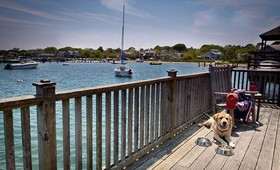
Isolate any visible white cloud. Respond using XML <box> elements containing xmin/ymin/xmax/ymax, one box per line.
<box><xmin>196</xmin><ymin>0</ymin><xmax>270</xmax><ymax>9</ymax></box>
<box><xmin>100</xmin><ymin>0</ymin><xmax>153</xmax><ymax>18</ymax></box>
<box><xmin>193</xmin><ymin>11</ymin><xmax>211</xmax><ymax>27</ymax></box>
<box><xmin>58</xmin><ymin>11</ymin><xmax>120</xmax><ymax>25</ymax></box>
<box><xmin>0</xmin><ymin>16</ymin><xmax>52</xmax><ymax>27</ymax></box>
<box><xmin>0</xmin><ymin>1</ymin><xmax>66</xmax><ymax>21</ymax></box>
<box><xmin>232</xmin><ymin>8</ymin><xmax>263</xmax><ymax>27</ymax></box>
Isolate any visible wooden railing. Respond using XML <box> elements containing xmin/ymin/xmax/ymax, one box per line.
<box><xmin>0</xmin><ymin>71</ymin><xmax>212</xmax><ymax>170</ymax></box>
<box><xmin>232</xmin><ymin>68</ymin><xmax>280</xmax><ymax>105</ymax></box>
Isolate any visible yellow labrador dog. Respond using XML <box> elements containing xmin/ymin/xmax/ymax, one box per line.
<box><xmin>201</xmin><ymin>112</ymin><xmax>235</xmax><ymax>148</ymax></box>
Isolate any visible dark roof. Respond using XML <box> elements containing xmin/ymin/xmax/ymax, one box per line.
<box><xmin>259</xmin><ymin>26</ymin><xmax>280</xmax><ymax>41</ymax></box>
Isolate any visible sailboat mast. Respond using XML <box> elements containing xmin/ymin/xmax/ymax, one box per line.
<box><xmin>121</xmin><ymin>4</ymin><xmax>125</xmax><ymax>64</ymax></box>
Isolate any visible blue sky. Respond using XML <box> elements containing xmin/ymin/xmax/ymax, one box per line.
<box><xmin>0</xmin><ymin>0</ymin><xmax>279</xmax><ymax>50</ymax></box>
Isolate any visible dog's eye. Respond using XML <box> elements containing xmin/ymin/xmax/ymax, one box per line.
<box><xmin>225</xmin><ymin>118</ymin><xmax>229</xmax><ymax>120</ymax></box>
<box><xmin>219</xmin><ymin>117</ymin><xmax>223</xmax><ymax>120</ymax></box>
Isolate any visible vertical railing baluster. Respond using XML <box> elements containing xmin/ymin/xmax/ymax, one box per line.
<box><xmin>140</xmin><ymin>86</ymin><xmax>145</xmax><ymax>149</ymax></box>
<box><xmin>3</xmin><ymin>110</ymin><xmax>15</xmax><ymax>170</ymax></box>
<box><xmin>86</xmin><ymin>96</ymin><xmax>93</xmax><ymax>170</ymax></box>
<box><xmin>96</xmin><ymin>94</ymin><xmax>102</xmax><ymax>169</ymax></box>
<box><xmin>128</xmin><ymin>88</ymin><xmax>133</xmax><ymax>156</ymax></box>
<box><xmin>75</xmin><ymin>97</ymin><xmax>82</xmax><ymax>170</ymax></box>
<box><xmin>21</xmin><ymin>107</ymin><xmax>32</xmax><ymax>170</ymax></box>
<box><xmin>150</xmin><ymin>84</ymin><xmax>155</xmax><ymax>142</ymax></box>
<box><xmin>134</xmin><ymin>87</ymin><xmax>139</xmax><ymax>153</ymax></box>
<box><xmin>62</xmin><ymin>99</ymin><xmax>70</xmax><ymax>170</ymax></box>
<box><xmin>105</xmin><ymin>92</ymin><xmax>111</xmax><ymax>169</ymax></box>
<box><xmin>160</xmin><ymin>83</ymin><xmax>166</xmax><ymax>136</ymax></box>
<box><xmin>121</xmin><ymin>89</ymin><xmax>127</xmax><ymax>160</ymax></box>
<box><xmin>113</xmin><ymin>91</ymin><xmax>119</xmax><ymax>165</ymax></box>
<box><xmin>145</xmin><ymin>84</ymin><xmax>150</xmax><ymax>145</ymax></box>
<box><xmin>155</xmin><ymin>83</ymin><xmax>160</xmax><ymax>140</ymax></box>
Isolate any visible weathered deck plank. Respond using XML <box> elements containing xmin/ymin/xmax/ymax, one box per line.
<box><xmin>238</xmin><ymin>107</ymin><xmax>271</xmax><ymax>170</ymax></box>
<box><xmin>127</xmin><ymin>105</ymin><xmax>280</xmax><ymax>170</ymax></box>
<box><xmin>256</xmin><ymin>107</ymin><xmax>279</xmax><ymax>170</ymax></box>
<box><xmin>272</xmin><ymin>108</ymin><xmax>280</xmax><ymax>170</ymax></box>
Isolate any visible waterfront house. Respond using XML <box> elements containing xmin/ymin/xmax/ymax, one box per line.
<box><xmin>170</xmin><ymin>53</ymin><xmax>181</xmax><ymax>60</ymax></box>
<box><xmin>202</xmin><ymin>49</ymin><xmax>223</xmax><ymax>60</ymax></box>
<box><xmin>144</xmin><ymin>50</ymin><xmax>157</xmax><ymax>59</ymax></box>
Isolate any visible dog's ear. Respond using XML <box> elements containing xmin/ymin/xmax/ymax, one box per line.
<box><xmin>213</xmin><ymin>113</ymin><xmax>219</xmax><ymax>121</ymax></box>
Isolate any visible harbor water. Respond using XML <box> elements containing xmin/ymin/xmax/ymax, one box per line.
<box><xmin>0</xmin><ymin>62</ymin><xmax>207</xmax><ymax>169</ymax></box>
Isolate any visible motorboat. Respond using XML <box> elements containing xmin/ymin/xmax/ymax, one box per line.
<box><xmin>63</xmin><ymin>63</ymin><xmax>70</xmax><ymax>66</ymax></box>
<box><xmin>150</xmin><ymin>61</ymin><xmax>162</xmax><ymax>65</ymax></box>
<box><xmin>4</xmin><ymin>61</ymin><xmax>38</xmax><ymax>69</ymax></box>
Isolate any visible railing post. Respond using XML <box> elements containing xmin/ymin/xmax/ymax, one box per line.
<box><xmin>32</xmin><ymin>80</ymin><xmax>57</xmax><ymax>170</ymax></box>
<box><xmin>167</xmin><ymin>69</ymin><xmax>177</xmax><ymax>137</ymax></box>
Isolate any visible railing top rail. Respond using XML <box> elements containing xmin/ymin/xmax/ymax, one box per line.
<box><xmin>233</xmin><ymin>68</ymin><xmax>280</xmax><ymax>72</ymax></box>
<box><xmin>0</xmin><ymin>72</ymin><xmax>210</xmax><ymax>111</ymax></box>
<box><xmin>0</xmin><ymin>76</ymin><xmax>171</xmax><ymax>111</ymax></box>
<box><xmin>0</xmin><ymin>95</ymin><xmax>42</xmax><ymax>111</ymax></box>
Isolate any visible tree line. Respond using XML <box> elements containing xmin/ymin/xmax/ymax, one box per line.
<box><xmin>2</xmin><ymin>43</ymin><xmax>259</xmax><ymax>63</ymax></box>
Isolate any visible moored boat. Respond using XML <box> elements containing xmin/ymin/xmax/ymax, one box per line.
<box><xmin>114</xmin><ymin>66</ymin><xmax>133</xmax><ymax>77</ymax></box>
<box><xmin>4</xmin><ymin>61</ymin><xmax>38</xmax><ymax>69</ymax></box>
<box><xmin>150</xmin><ymin>61</ymin><xmax>162</xmax><ymax>65</ymax></box>
<box><xmin>114</xmin><ymin>4</ymin><xmax>133</xmax><ymax>77</ymax></box>
<box><xmin>135</xmin><ymin>58</ymin><xmax>144</xmax><ymax>62</ymax></box>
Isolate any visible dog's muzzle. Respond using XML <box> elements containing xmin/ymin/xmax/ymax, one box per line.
<box><xmin>219</xmin><ymin>122</ymin><xmax>228</xmax><ymax>129</ymax></box>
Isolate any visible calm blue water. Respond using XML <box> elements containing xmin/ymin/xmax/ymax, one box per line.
<box><xmin>0</xmin><ymin>62</ymin><xmax>207</xmax><ymax>169</ymax></box>
<box><xmin>0</xmin><ymin>62</ymin><xmax>207</xmax><ymax>98</ymax></box>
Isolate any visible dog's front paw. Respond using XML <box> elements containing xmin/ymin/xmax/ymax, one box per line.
<box><xmin>229</xmin><ymin>142</ymin><xmax>235</xmax><ymax>148</ymax></box>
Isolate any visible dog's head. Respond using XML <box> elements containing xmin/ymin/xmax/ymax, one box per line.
<box><xmin>213</xmin><ymin>112</ymin><xmax>232</xmax><ymax>131</ymax></box>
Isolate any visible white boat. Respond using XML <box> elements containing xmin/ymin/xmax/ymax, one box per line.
<box><xmin>4</xmin><ymin>61</ymin><xmax>38</xmax><ymax>69</ymax></box>
<box><xmin>114</xmin><ymin>66</ymin><xmax>133</xmax><ymax>77</ymax></box>
<box><xmin>114</xmin><ymin>4</ymin><xmax>133</xmax><ymax>77</ymax></box>
<box><xmin>111</xmin><ymin>60</ymin><xmax>122</xmax><ymax>64</ymax></box>
<box><xmin>135</xmin><ymin>58</ymin><xmax>144</xmax><ymax>62</ymax></box>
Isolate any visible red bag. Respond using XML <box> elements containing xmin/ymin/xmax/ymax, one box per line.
<box><xmin>226</xmin><ymin>93</ymin><xmax>238</xmax><ymax>110</ymax></box>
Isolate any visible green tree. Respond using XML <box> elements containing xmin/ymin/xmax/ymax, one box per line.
<box><xmin>95</xmin><ymin>50</ymin><xmax>104</xmax><ymax>58</ymax></box>
<box><xmin>154</xmin><ymin>45</ymin><xmax>172</xmax><ymax>51</ymax></box>
<box><xmin>223</xmin><ymin>47</ymin><xmax>237</xmax><ymax>61</ymax></box>
<box><xmin>105</xmin><ymin>48</ymin><xmax>117</xmax><ymax>58</ymax></box>
<box><xmin>81</xmin><ymin>48</ymin><xmax>94</xmax><ymax>58</ymax></box>
<box><xmin>172</xmin><ymin>43</ymin><xmax>187</xmax><ymax>52</ymax></box>
<box><xmin>181</xmin><ymin>48</ymin><xmax>200</xmax><ymax>60</ymax></box>
<box><xmin>97</xmin><ymin>46</ymin><xmax>104</xmax><ymax>52</ymax></box>
<box><xmin>129</xmin><ymin>51</ymin><xmax>138</xmax><ymax>60</ymax></box>
<box><xmin>59</xmin><ymin>46</ymin><xmax>75</xmax><ymax>51</ymax></box>
<box><xmin>44</xmin><ymin>47</ymin><xmax>57</xmax><ymax>54</ymax></box>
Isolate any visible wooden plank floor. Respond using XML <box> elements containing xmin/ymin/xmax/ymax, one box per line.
<box><xmin>127</xmin><ymin>104</ymin><xmax>280</xmax><ymax>170</ymax></box>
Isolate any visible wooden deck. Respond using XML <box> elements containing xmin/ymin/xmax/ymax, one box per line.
<box><xmin>127</xmin><ymin>104</ymin><xmax>280</xmax><ymax>170</ymax></box>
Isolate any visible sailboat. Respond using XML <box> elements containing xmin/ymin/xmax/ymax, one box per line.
<box><xmin>114</xmin><ymin>4</ymin><xmax>133</xmax><ymax>77</ymax></box>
